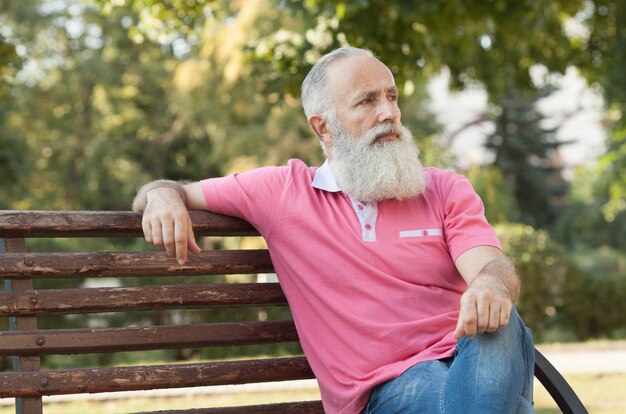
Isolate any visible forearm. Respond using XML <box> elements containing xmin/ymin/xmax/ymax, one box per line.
<box><xmin>470</xmin><ymin>255</ymin><xmax>520</xmax><ymax>303</ymax></box>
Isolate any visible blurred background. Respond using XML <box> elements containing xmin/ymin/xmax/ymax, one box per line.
<box><xmin>1</xmin><ymin>0</ymin><xmax>625</xmax><ymax>399</ymax></box>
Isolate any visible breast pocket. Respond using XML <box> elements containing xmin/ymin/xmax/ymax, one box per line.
<box><xmin>399</xmin><ymin>228</ymin><xmax>443</xmax><ymax>238</ymax></box>
<box><xmin>390</xmin><ymin>228</ymin><xmax>451</xmax><ymax>284</ymax></box>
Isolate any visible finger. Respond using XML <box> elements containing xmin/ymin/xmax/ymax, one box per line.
<box><xmin>460</xmin><ymin>295</ymin><xmax>478</xmax><ymax>339</ymax></box>
<box><xmin>500</xmin><ymin>304</ymin><xmax>512</xmax><ymax>327</ymax></box>
<box><xmin>187</xmin><ymin>216</ymin><xmax>202</xmax><ymax>254</ymax></box>
<box><xmin>486</xmin><ymin>303</ymin><xmax>501</xmax><ymax>333</ymax></box>
<box><xmin>475</xmin><ymin>294</ymin><xmax>491</xmax><ymax>335</ymax></box>
<box><xmin>161</xmin><ymin>217</ymin><xmax>176</xmax><ymax>257</ymax></box>
<box><xmin>150</xmin><ymin>217</ymin><xmax>165</xmax><ymax>251</ymax></box>
<box><xmin>142</xmin><ymin>216</ymin><xmax>153</xmax><ymax>245</ymax></box>
<box><xmin>173</xmin><ymin>214</ymin><xmax>189</xmax><ymax>265</ymax></box>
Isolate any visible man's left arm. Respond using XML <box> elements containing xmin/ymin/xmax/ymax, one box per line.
<box><xmin>453</xmin><ymin>245</ymin><xmax>520</xmax><ymax>339</ymax></box>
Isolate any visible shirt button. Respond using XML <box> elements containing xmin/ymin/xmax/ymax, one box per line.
<box><xmin>357</xmin><ymin>204</ymin><xmax>364</xmax><ymax>210</ymax></box>
<box><xmin>365</xmin><ymin>224</ymin><xmax>372</xmax><ymax>230</ymax></box>
<box><xmin>422</xmin><ymin>230</ymin><xmax>429</xmax><ymax>236</ymax></box>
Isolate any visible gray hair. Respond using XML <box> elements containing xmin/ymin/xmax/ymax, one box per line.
<box><xmin>301</xmin><ymin>47</ymin><xmax>375</xmax><ymax>119</ymax></box>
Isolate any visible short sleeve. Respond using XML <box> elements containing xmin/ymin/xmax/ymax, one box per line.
<box><xmin>200</xmin><ymin>165</ymin><xmax>288</xmax><ymax>234</ymax></box>
<box><xmin>442</xmin><ymin>175</ymin><xmax>502</xmax><ymax>261</ymax></box>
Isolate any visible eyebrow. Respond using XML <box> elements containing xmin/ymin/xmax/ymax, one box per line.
<box><xmin>352</xmin><ymin>86</ymin><xmax>399</xmax><ymax>104</ymax></box>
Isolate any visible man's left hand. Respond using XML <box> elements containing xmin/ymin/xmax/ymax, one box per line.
<box><xmin>453</xmin><ymin>246</ymin><xmax>519</xmax><ymax>340</ymax></box>
<box><xmin>453</xmin><ymin>275</ymin><xmax>513</xmax><ymax>339</ymax></box>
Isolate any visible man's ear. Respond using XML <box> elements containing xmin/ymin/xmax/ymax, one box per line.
<box><xmin>308</xmin><ymin>114</ymin><xmax>332</xmax><ymax>148</ymax></box>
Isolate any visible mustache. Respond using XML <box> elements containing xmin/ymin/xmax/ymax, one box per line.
<box><xmin>362</xmin><ymin>122</ymin><xmax>405</xmax><ymax>145</ymax></box>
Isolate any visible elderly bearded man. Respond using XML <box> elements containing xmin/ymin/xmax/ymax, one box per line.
<box><xmin>132</xmin><ymin>47</ymin><xmax>535</xmax><ymax>414</ymax></box>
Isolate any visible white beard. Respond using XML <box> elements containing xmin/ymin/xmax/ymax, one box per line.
<box><xmin>326</xmin><ymin>115</ymin><xmax>427</xmax><ymax>203</ymax></box>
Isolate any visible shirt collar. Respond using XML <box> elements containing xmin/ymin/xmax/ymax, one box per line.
<box><xmin>312</xmin><ymin>160</ymin><xmax>341</xmax><ymax>192</ymax></box>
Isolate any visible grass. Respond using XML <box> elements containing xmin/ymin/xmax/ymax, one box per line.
<box><xmin>534</xmin><ymin>372</ymin><xmax>626</xmax><ymax>414</ymax></box>
<box><xmin>1</xmin><ymin>372</ymin><xmax>624</xmax><ymax>414</ymax></box>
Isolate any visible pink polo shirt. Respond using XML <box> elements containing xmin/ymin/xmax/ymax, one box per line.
<box><xmin>200</xmin><ymin>159</ymin><xmax>501</xmax><ymax>414</ymax></box>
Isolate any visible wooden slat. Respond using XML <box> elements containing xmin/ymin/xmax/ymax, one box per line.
<box><xmin>0</xmin><ymin>320</ymin><xmax>298</xmax><ymax>356</ymax></box>
<box><xmin>134</xmin><ymin>400</ymin><xmax>325</xmax><ymax>414</ymax></box>
<box><xmin>0</xmin><ymin>250</ymin><xmax>273</xmax><ymax>279</ymax></box>
<box><xmin>0</xmin><ymin>283</ymin><xmax>287</xmax><ymax>316</ymax></box>
<box><xmin>0</xmin><ymin>357</ymin><xmax>314</xmax><ymax>397</ymax></box>
<box><xmin>0</xmin><ymin>210</ymin><xmax>258</xmax><ymax>237</ymax></box>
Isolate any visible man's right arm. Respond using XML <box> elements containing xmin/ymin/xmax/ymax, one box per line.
<box><xmin>133</xmin><ymin>181</ymin><xmax>207</xmax><ymax>265</ymax></box>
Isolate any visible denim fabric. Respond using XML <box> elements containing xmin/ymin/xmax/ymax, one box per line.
<box><xmin>363</xmin><ymin>307</ymin><xmax>535</xmax><ymax>413</ymax></box>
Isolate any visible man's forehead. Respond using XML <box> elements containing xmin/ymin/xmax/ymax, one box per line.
<box><xmin>327</xmin><ymin>55</ymin><xmax>396</xmax><ymax>98</ymax></box>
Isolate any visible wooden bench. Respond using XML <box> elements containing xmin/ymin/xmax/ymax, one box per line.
<box><xmin>0</xmin><ymin>210</ymin><xmax>587</xmax><ymax>414</ymax></box>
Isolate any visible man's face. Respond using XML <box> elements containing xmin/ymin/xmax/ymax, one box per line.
<box><xmin>326</xmin><ymin>55</ymin><xmax>402</xmax><ymax>145</ymax></box>
<box><xmin>325</xmin><ymin>109</ymin><xmax>426</xmax><ymax>203</ymax></box>
<box><xmin>311</xmin><ymin>54</ymin><xmax>426</xmax><ymax>202</ymax></box>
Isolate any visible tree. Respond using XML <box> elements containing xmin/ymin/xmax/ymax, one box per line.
<box><xmin>108</xmin><ymin>0</ymin><xmax>584</xmax><ymax>229</ymax></box>
<box><xmin>0</xmin><ymin>6</ymin><xmax>26</xmax><ymax>208</ymax></box>
<box><xmin>3</xmin><ymin>0</ymin><xmax>213</xmax><ymax>210</ymax></box>
<box><xmin>486</xmin><ymin>86</ymin><xmax>568</xmax><ymax>228</ymax></box>
<box><xmin>465</xmin><ymin>165</ymin><xmax>520</xmax><ymax>224</ymax></box>
<box><xmin>578</xmin><ymin>0</ymin><xmax>626</xmax><ymax>222</ymax></box>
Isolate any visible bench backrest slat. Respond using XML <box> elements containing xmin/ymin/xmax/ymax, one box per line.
<box><xmin>0</xmin><ymin>211</ymin><xmax>257</xmax><ymax>237</ymax></box>
<box><xmin>0</xmin><ymin>250</ymin><xmax>273</xmax><ymax>278</ymax></box>
<box><xmin>0</xmin><ymin>283</ymin><xmax>287</xmax><ymax>315</ymax></box>
<box><xmin>0</xmin><ymin>321</ymin><xmax>299</xmax><ymax>355</ymax></box>
<box><xmin>0</xmin><ymin>356</ymin><xmax>313</xmax><ymax>397</ymax></box>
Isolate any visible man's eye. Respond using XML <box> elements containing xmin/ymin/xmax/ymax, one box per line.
<box><xmin>389</xmin><ymin>95</ymin><xmax>398</xmax><ymax>102</ymax></box>
<box><xmin>359</xmin><ymin>99</ymin><xmax>371</xmax><ymax>105</ymax></box>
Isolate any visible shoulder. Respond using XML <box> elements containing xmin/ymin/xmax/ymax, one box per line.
<box><xmin>286</xmin><ymin>158</ymin><xmax>316</xmax><ymax>173</ymax></box>
<box><xmin>228</xmin><ymin>159</ymin><xmax>316</xmax><ymax>191</ymax></box>
<box><xmin>284</xmin><ymin>158</ymin><xmax>317</xmax><ymax>183</ymax></box>
<box><xmin>421</xmin><ymin>167</ymin><xmax>482</xmax><ymax>210</ymax></box>
<box><xmin>424</xmin><ymin>167</ymin><xmax>470</xmax><ymax>194</ymax></box>
<box><xmin>229</xmin><ymin>159</ymin><xmax>312</xmax><ymax>181</ymax></box>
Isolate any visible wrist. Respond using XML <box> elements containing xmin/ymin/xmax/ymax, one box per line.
<box><xmin>471</xmin><ymin>273</ymin><xmax>509</xmax><ymax>292</ymax></box>
<box><xmin>132</xmin><ymin>179</ymin><xmax>188</xmax><ymax>211</ymax></box>
<box><xmin>471</xmin><ymin>262</ymin><xmax>519</xmax><ymax>302</ymax></box>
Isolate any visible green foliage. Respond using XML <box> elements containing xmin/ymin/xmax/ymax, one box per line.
<box><xmin>595</xmin><ymin>121</ymin><xmax>626</xmax><ymax>221</ymax></box>
<box><xmin>495</xmin><ymin>223</ymin><xmax>586</xmax><ymax>340</ymax></box>
<box><xmin>577</xmin><ymin>1</ymin><xmax>626</xmax><ymax>219</ymax></box>
<box><xmin>551</xmin><ymin>165</ymin><xmax>626</xmax><ymax>251</ymax></box>
<box><xmin>466</xmin><ymin>165</ymin><xmax>520</xmax><ymax>224</ymax></box>
<box><xmin>552</xmin><ymin>199</ymin><xmax>626</xmax><ymax>252</ymax></box>
<box><xmin>0</xmin><ymin>28</ymin><xmax>26</xmax><ymax>207</ymax></box>
<box><xmin>253</xmin><ymin>0</ymin><xmax>582</xmax><ymax>98</ymax></box>
<box><xmin>498</xmin><ymin>223</ymin><xmax>626</xmax><ymax>341</ymax></box>
<box><xmin>562</xmin><ymin>247</ymin><xmax>626</xmax><ymax>339</ymax></box>
<box><xmin>0</xmin><ymin>33</ymin><xmax>20</xmax><ymax>97</ymax></box>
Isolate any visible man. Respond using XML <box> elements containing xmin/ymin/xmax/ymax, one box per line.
<box><xmin>132</xmin><ymin>47</ymin><xmax>535</xmax><ymax>413</ymax></box>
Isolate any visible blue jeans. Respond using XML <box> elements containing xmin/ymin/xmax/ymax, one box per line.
<box><xmin>363</xmin><ymin>307</ymin><xmax>535</xmax><ymax>413</ymax></box>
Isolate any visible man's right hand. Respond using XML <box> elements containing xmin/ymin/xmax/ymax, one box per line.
<box><xmin>142</xmin><ymin>186</ymin><xmax>202</xmax><ymax>265</ymax></box>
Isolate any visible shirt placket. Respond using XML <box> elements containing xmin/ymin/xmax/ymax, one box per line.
<box><xmin>350</xmin><ymin>199</ymin><xmax>378</xmax><ymax>242</ymax></box>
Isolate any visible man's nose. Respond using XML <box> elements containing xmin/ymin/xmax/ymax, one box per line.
<box><xmin>377</xmin><ymin>99</ymin><xmax>400</xmax><ymax>124</ymax></box>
